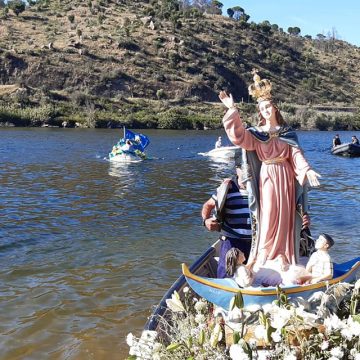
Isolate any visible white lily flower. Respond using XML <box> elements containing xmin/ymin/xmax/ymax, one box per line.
<box><xmin>210</xmin><ymin>323</ymin><xmax>223</xmax><ymax>347</ymax></box>
<box><xmin>261</xmin><ymin>303</ymin><xmax>273</xmax><ymax>314</ymax></box>
<box><xmin>244</xmin><ymin>304</ymin><xmax>261</xmax><ymax>313</ymax></box>
<box><xmin>294</xmin><ymin>305</ymin><xmax>318</xmax><ymax>328</ymax></box>
<box><xmin>195</xmin><ymin>313</ymin><xmax>206</xmax><ymax>324</ymax></box>
<box><xmin>324</xmin><ymin>314</ymin><xmax>345</xmax><ymax>333</ymax></box>
<box><xmin>283</xmin><ymin>352</ymin><xmax>297</xmax><ymax>360</ymax></box>
<box><xmin>270</xmin><ymin>306</ymin><xmax>291</xmax><ymax>329</ymax></box>
<box><xmin>254</xmin><ymin>324</ymin><xmax>267</xmax><ymax>340</ymax></box>
<box><xmin>194</xmin><ymin>299</ymin><xmax>207</xmax><ymax>312</ymax></box>
<box><xmin>271</xmin><ymin>330</ymin><xmax>282</xmax><ymax>343</ymax></box>
<box><xmin>257</xmin><ymin>349</ymin><xmax>271</xmax><ymax>360</ymax></box>
<box><xmin>340</xmin><ymin>325</ymin><xmax>353</xmax><ymax>340</ymax></box>
<box><xmin>308</xmin><ymin>291</ymin><xmax>324</xmax><ymax>303</ymax></box>
<box><xmin>227</xmin><ymin>307</ymin><xmax>243</xmax><ymax>323</ymax></box>
<box><xmin>354</xmin><ymin>278</ymin><xmax>360</xmax><ymax>290</ymax></box>
<box><xmin>350</xmin><ymin>348</ymin><xmax>357</xmax><ymax>356</ymax></box>
<box><xmin>152</xmin><ymin>342</ymin><xmax>162</xmax><ymax>353</ymax></box>
<box><xmin>183</xmin><ymin>286</ymin><xmax>190</xmax><ymax>293</ymax></box>
<box><xmin>229</xmin><ymin>343</ymin><xmax>249</xmax><ymax>360</ymax></box>
<box><xmin>140</xmin><ymin>330</ymin><xmax>157</xmax><ymax>342</ymax></box>
<box><xmin>126</xmin><ymin>333</ymin><xmax>134</xmax><ymax>347</ymax></box>
<box><xmin>321</xmin><ymin>341</ymin><xmax>329</xmax><ymax>350</ymax></box>
<box><xmin>330</xmin><ymin>346</ymin><xmax>344</xmax><ymax>359</ymax></box>
<box><xmin>166</xmin><ymin>291</ymin><xmax>185</xmax><ymax>312</ymax></box>
<box><xmin>354</xmin><ymin>353</ymin><xmax>360</xmax><ymax>360</ymax></box>
<box><xmin>348</xmin><ymin>316</ymin><xmax>360</xmax><ymax>336</ymax></box>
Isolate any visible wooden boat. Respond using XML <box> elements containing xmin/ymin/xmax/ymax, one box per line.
<box><xmin>331</xmin><ymin>143</ymin><xmax>360</xmax><ymax>157</ymax></box>
<box><xmin>144</xmin><ymin>241</ymin><xmax>219</xmax><ymax>332</ymax></box>
<box><xmin>144</xmin><ymin>240</ymin><xmax>360</xmax><ymax>331</ymax></box>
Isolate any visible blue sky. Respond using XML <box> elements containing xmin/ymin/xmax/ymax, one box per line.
<box><xmin>221</xmin><ymin>0</ymin><xmax>360</xmax><ymax>46</ymax></box>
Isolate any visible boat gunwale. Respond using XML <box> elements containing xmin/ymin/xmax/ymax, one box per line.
<box><xmin>182</xmin><ymin>260</ymin><xmax>360</xmax><ymax>296</ymax></box>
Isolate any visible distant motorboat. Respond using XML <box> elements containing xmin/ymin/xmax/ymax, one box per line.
<box><xmin>199</xmin><ymin>146</ymin><xmax>241</xmax><ymax>159</ymax></box>
<box><xmin>331</xmin><ymin>143</ymin><xmax>360</xmax><ymax>157</ymax></box>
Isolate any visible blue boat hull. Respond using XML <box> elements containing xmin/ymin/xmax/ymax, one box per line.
<box><xmin>183</xmin><ymin>257</ymin><xmax>360</xmax><ymax>310</ymax></box>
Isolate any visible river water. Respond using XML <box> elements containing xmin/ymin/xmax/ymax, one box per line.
<box><xmin>0</xmin><ymin>128</ymin><xmax>359</xmax><ymax>359</ymax></box>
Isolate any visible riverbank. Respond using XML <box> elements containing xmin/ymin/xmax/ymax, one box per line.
<box><xmin>0</xmin><ymin>99</ymin><xmax>359</xmax><ymax>130</ymax></box>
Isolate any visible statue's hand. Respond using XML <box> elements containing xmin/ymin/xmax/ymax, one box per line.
<box><xmin>306</xmin><ymin>169</ymin><xmax>321</xmax><ymax>187</ymax></box>
<box><xmin>219</xmin><ymin>91</ymin><xmax>235</xmax><ymax>109</ymax></box>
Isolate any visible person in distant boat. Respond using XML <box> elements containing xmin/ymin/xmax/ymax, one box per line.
<box><xmin>201</xmin><ymin>163</ymin><xmax>253</xmax><ymax>278</ymax></box>
<box><xmin>121</xmin><ymin>139</ymin><xmax>134</xmax><ymax>152</ymax></box>
<box><xmin>333</xmin><ymin>134</ymin><xmax>341</xmax><ymax>147</ymax></box>
<box><xmin>352</xmin><ymin>135</ymin><xmax>359</xmax><ymax>145</ymax></box>
<box><xmin>219</xmin><ymin>69</ymin><xmax>321</xmax><ymax>271</ymax></box>
<box><xmin>111</xmin><ymin>145</ymin><xmax>121</xmax><ymax>156</ymax></box>
<box><xmin>226</xmin><ymin>248</ymin><xmax>255</xmax><ymax>287</ymax></box>
<box><xmin>297</xmin><ymin>233</ymin><xmax>334</xmax><ymax>285</ymax></box>
<box><xmin>215</xmin><ymin>136</ymin><xmax>222</xmax><ymax>149</ymax></box>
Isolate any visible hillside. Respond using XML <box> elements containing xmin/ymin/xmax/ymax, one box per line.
<box><xmin>0</xmin><ymin>0</ymin><xmax>360</xmax><ymax>129</ymax></box>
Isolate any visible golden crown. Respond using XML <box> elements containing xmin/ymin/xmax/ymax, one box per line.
<box><xmin>248</xmin><ymin>69</ymin><xmax>272</xmax><ymax>102</ymax></box>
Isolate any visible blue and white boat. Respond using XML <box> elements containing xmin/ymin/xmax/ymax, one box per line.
<box><xmin>109</xmin><ymin>128</ymin><xmax>150</xmax><ymax>163</ymax></box>
<box><xmin>183</xmin><ymin>256</ymin><xmax>360</xmax><ymax>310</ymax></box>
<box><xmin>144</xmin><ymin>239</ymin><xmax>360</xmax><ymax>331</ymax></box>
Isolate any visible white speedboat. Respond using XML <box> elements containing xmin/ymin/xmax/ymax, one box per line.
<box><xmin>199</xmin><ymin>146</ymin><xmax>240</xmax><ymax>159</ymax></box>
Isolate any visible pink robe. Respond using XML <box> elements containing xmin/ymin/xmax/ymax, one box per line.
<box><xmin>223</xmin><ymin>109</ymin><xmax>310</xmax><ymax>266</ymax></box>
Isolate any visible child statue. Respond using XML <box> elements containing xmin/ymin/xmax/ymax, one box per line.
<box><xmin>297</xmin><ymin>233</ymin><xmax>334</xmax><ymax>285</ymax></box>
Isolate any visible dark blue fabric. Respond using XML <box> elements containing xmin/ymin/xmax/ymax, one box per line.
<box><xmin>247</xmin><ymin>126</ymin><xmax>300</xmax><ymax>148</ymax></box>
<box><xmin>217</xmin><ymin>237</ymin><xmax>252</xmax><ymax>278</ymax></box>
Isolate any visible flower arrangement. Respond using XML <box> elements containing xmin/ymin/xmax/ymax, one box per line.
<box><xmin>127</xmin><ymin>279</ymin><xmax>360</xmax><ymax>360</ymax></box>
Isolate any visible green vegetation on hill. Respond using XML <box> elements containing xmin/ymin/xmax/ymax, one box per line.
<box><xmin>0</xmin><ymin>0</ymin><xmax>359</xmax><ymax>129</ymax></box>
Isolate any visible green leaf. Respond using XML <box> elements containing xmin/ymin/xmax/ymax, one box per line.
<box><xmin>352</xmin><ymin>314</ymin><xmax>360</xmax><ymax>323</ymax></box>
<box><xmin>235</xmin><ymin>292</ymin><xmax>244</xmax><ymax>309</ymax></box>
<box><xmin>233</xmin><ymin>331</ymin><xmax>240</xmax><ymax>344</ymax></box>
<box><xmin>239</xmin><ymin>338</ymin><xmax>252</xmax><ymax>358</ymax></box>
<box><xmin>198</xmin><ymin>329</ymin><xmax>205</xmax><ymax>346</ymax></box>
<box><xmin>166</xmin><ymin>343</ymin><xmax>181</xmax><ymax>351</ymax></box>
<box><xmin>186</xmin><ymin>336</ymin><xmax>193</xmax><ymax>349</ymax></box>
<box><xmin>229</xmin><ymin>296</ymin><xmax>236</xmax><ymax>311</ymax></box>
<box><xmin>126</xmin><ymin>356</ymin><xmax>137</xmax><ymax>360</ymax></box>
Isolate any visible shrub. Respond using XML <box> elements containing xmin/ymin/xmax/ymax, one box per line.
<box><xmin>156</xmin><ymin>89</ymin><xmax>165</xmax><ymax>100</ymax></box>
<box><xmin>315</xmin><ymin>114</ymin><xmax>332</xmax><ymax>130</ymax></box>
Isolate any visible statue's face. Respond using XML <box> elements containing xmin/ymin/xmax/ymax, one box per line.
<box><xmin>315</xmin><ymin>235</ymin><xmax>327</xmax><ymax>250</ymax></box>
<box><xmin>259</xmin><ymin>100</ymin><xmax>273</xmax><ymax>121</ymax></box>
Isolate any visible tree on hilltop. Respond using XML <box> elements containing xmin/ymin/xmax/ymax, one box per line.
<box><xmin>288</xmin><ymin>26</ymin><xmax>301</xmax><ymax>36</ymax></box>
<box><xmin>231</xmin><ymin>6</ymin><xmax>249</xmax><ymax>22</ymax></box>
<box><xmin>8</xmin><ymin>0</ymin><xmax>26</xmax><ymax>16</ymax></box>
<box><xmin>227</xmin><ymin>7</ymin><xmax>234</xmax><ymax>18</ymax></box>
<box><xmin>209</xmin><ymin>0</ymin><xmax>223</xmax><ymax>15</ymax></box>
